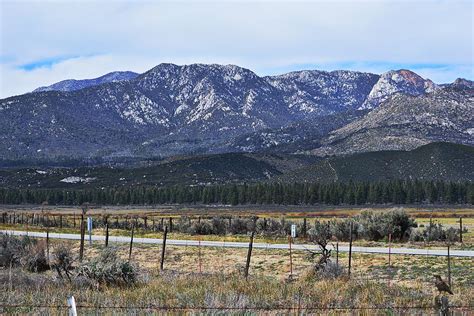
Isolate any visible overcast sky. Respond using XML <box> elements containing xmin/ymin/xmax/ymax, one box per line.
<box><xmin>0</xmin><ymin>0</ymin><xmax>472</xmax><ymax>98</ymax></box>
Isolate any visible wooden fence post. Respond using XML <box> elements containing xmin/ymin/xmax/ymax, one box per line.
<box><xmin>160</xmin><ymin>226</ymin><xmax>168</xmax><ymax>270</ymax></box>
<box><xmin>169</xmin><ymin>217</ymin><xmax>173</xmax><ymax>232</ymax></box>
<box><xmin>447</xmin><ymin>245</ymin><xmax>451</xmax><ymax>289</ymax></box>
<box><xmin>288</xmin><ymin>235</ymin><xmax>293</xmax><ymax>278</ymax></box>
<box><xmin>244</xmin><ymin>231</ymin><xmax>255</xmax><ymax>278</ymax></box>
<box><xmin>46</xmin><ymin>229</ymin><xmax>50</xmax><ymax>266</ymax></box>
<box><xmin>129</xmin><ymin>223</ymin><xmax>135</xmax><ymax>261</ymax></box>
<box><xmin>388</xmin><ymin>233</ymin><xmax>392</xmax><ymax>267</ymax></box>
<box><xmin>79</xmin><ymin>213</ymin><xmax>85</xmax><ymax>261</ymax></box>
<box><xmin>303</xmin><ymin>218</ymin><xmax>307</xmax><ymax>238</ymax></box>
<box><xmin>105</xmin><ymin>222</ymin><xmax>109</xmax><ymax>247</ymax></box>
<box><xmin>198</xmin><ymin>237</ymin><xmax>202</xmax><ymax>273</ymax></box>
<box><xmin>459</xmin><ymin>217</ymin><xmax>463</xmax><ymax>243</ymax></box>
<box><xmin>336</xmin><ymin>242</ymin><xmax>339</xmax><ymax>266</ymax></box>
<box><xmin>348</xmin><ymin>221</ymin><xmax>353</xmax><ymax>278</ymax></box>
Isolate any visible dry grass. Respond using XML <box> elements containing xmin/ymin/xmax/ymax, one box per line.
<box><xmin>1</xmin><ymin>236</ymin><xmax>473</xmax><ymax>314</ymax></box>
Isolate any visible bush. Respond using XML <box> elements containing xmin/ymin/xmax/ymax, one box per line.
<box><xmin>189</xmin><ymin>221</ymin><xmax>213</xmax><ymax>235</ymax></box>
<box><xmin>51</xmin><ymin>243</ymin><xmax>74</xmax><ymax>280</ymax></box>
<box><xmin>409</xmin><ymin>222</ymin><xmax>463</xmax><ymax>242</ymax></box>
<box><xmin>355</xmin><ymin>209</ymin><xmax>416</xmax><ymax>241</ymax></box>
<box><xmin>315</xmin><ymin>261</ymin><xmax>346</xmax><ymax>280</ymax></box>
<box><xmin>22</xmin><ymin>240</ymin><xmax>49</xmax><ymax>273</ymax></box>
<box><xmin>0</xmin><ymin>234</ymin><xmax>25</xmax><ymax>267</ymax></box>
<box><xmin>76</xmin><ymin>247</ymin><xmax>138</xmax><ymax>286</ymax></box>
<box><xmin>210</xmin><ymin>217</ymin><xmax>228</xmax><ymax>235</ymax></box>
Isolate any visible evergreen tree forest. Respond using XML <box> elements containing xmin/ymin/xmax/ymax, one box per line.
<box><xmin>0</xmin><ymin>180</ymin><xmax>472</xmax><ymax>206</ymax></box>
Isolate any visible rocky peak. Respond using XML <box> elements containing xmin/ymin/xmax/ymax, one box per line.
<box><xmin>359</xmin><ymin>69</ymin><xmax>439</xmax><ymax>109</ymax></box>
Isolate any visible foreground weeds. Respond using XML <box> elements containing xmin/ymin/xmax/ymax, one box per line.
<box><xmin>1</xmin><ymin>268</ymin><xmax>473</xmax><ymax>314</ymax></box>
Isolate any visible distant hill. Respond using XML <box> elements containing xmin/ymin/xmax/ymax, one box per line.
<box><xmin>0</xmin><ymin>143</ymin><xmax>472</xmax><ymax>189</ymax></box>
<box><xmin>0</xmin><ymin>153</ymin><xmax>320</xmax><ymax>189</ymax></box>
<box><xmin>276</xmin><ymin>142</ymin><xmax>474</xmax><ymax>183</ymax></box>
<box><xmin>33</xmin><ymin>71</ymin><xmax>139</xmax><ymax>92</ymax></box>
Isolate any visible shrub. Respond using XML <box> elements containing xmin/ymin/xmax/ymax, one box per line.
<box><xmin>356</xmin><ymin>209</ymin><xmax>416</xmax><ymax>241</ymax></box>
<box><xmin>0</xmin><ymin>234</ymin><xmax>24</xmax><ymax>267</ymax></box>
<box><xmin>51</xmin><ymin>243</ymin><xmax>74</xmax><ymax>280</ymax></box>
<box><xmin>410</xmin><ymin>222</ymin><xmax>463</xmax><ymax>242</ymax></box>
<box><xmin>210</xmin><ymin>217</ymin><xmax>227</xmax><ymax>235</ymax></box>
<box><xmin>76</xmin><ymin>247</ymin><xmax>138</xmax><ymax>286</ymax></box>
<box><xmin>189</xmin><ymin>221</ymin><xmax>213</xmax><ymax>235</ymax></box>
<box><xmin>22</xmin><ymin>240</ymin><xmax>49</xmax><ymax>273</ymax></box>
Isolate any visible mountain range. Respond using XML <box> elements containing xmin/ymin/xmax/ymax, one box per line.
<box><xmin>0</xmin><ymin>63</ymin><xmax>473</xmax><ymax>163</ymax></box>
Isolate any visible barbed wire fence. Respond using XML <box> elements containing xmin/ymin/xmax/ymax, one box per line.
<box><xmin>1</xmin><ymin>211</ymin><xmax>472</xmax><ymax>314</ymax></box>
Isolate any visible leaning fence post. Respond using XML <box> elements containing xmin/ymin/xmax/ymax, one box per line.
<box><xmin>67</xmin><ymin>295</ymin><xmax>77</xmax><ymax>316</ymax></box>
<box><xmin>244</xmin><ymin>231</ymin><xmax>255</xmax><ymax>279</ymax></box>
<box><xmin>348</xmin><ymin>221</ymin><xmax>353</xmax><ymax>278</ymax></box>
<box><xmin>160</xmin><ymin>225</ymin><xmax>168</xmax><ymax>270</ymax></box>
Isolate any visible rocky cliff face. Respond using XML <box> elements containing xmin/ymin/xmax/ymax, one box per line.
<box><xmin>312</xmin><ymin>88</ymin><xmax>474</xmax><ymax>156</ymax></box>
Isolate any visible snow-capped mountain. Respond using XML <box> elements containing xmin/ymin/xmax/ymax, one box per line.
<box><xmin>1</xmin><ymin>63</ymin><xmax>472</xmax><ymax>161</ymax></box>
<box><xmin>33</xmin><ymin>71</ymin><xmax>139</xmax><ymax>92</ymax></box>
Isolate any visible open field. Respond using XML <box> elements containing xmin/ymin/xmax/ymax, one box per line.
<box><xmin>1</xmin><ymin>205</ymin><xmax>473</xmax><ymax>248</ymax></box>
<box><xmin>1</xmin><ymin>204</ymin><xmax>473</xmax><ymax>218</ymax></box>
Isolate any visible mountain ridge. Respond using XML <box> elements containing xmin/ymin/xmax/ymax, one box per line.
<box><xmin>1</xmin><ymin>63</ymin><xmax>472</xmax><ymax>161</ymax></box>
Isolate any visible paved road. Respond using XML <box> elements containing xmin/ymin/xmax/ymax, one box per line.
<box><xmin>2</xmin><ymin>230</ymin><xmax>473</xmax><ymax>257</ymax></box>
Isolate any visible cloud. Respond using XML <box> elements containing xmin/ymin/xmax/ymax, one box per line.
<box><xmin>1</xmin><ymin>0</ymin><xmax>472</xmax><ymax>98</ymax></box>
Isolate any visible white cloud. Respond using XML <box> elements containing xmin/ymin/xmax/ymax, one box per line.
<box><xmin>1</xmin><ymin>0</ymin><xmax>472</xmax><ymax>97</ymax></box>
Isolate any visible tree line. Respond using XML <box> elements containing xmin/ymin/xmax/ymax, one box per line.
<box><xmin>0</xmin><ymin>180</ymin><xmax>472</xmax><ymax>206</ymax></box>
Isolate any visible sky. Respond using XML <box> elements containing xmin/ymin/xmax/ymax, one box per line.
<box><xmin>0</xmin><ymin>0</ymin><xmax>473</xmax><ymax>98</ymax></box>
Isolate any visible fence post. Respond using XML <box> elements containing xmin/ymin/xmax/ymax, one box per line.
<box><xmin>459</xmin><ymin>217</ymin><xmax>463</xmax><ymax>243</ymax></box>
<box><xmin>129</xmin><ymin>223</ymin><xmax>135</xmax><ymax>261</ymax></box>
<box><xmin>67</xmin><ymin>295</ymin><xmax>77</xmax><ymax>316</ymax></box>
<box><xmin>79</xmin><ymin>213</ymin><xmax>85</xmax><ymax>261</ymax></box>
<box><xmin>348</xmin><ymin>221</ymin><xmax>353</xmax><ymax>278</ymax></box>
<box><xmin>160</xmin><ymin>226</ymin><xmax>168</xmax><ymax>270</ymax></box>
<box><xmin>198</xmin><ymin>237</ymin><xmax>202</xmax><ymax>273</ymax></box>
<box><xmin>303</xmin><ymin>218</ymin><xmax>307</xmax><ymax>239</ymax></box>
<box><xmin>447</xmin><ymin>245</ymin><xmax>451</xmax><ymax>289</ymax></box>
<box><xmin>105</xmin><ymin>222</ymin><xmax>109</xmax><ymax>247</ymax></box>
<box><xmin>169</xmin><ymin>217</ymin><xmax>173</xmax><ymax>232</ymax></box>
<box><xmin>288</xmin><ymin>235</ymin><xmax>293</xmax><ymax>278</ymax></box>
<box><xmin>388</xmin><ymin>233</ymin><xmax>392</xmax><ymax>267</ymax></box>
<box><xmin>336</xmin><ymin>242</ymin><xmax>339</xmax><ymax>266</ymax></box>
<box><xmin>244</xmin><ymin>231</ymin><xmax>255</xmax><ymax>279</ymax></box>
<box><xmin>46</xmin><ymin>229</ymin><xmax>50</xmax><ymax>267</ymax></box>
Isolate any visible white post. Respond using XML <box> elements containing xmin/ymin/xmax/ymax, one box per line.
<box><xmin>67</xmin><ymin>295</ymin><xmax>77</xmax><ymax>316</ymax></box>
<box><xmin>87</xmin><ymin>217</ymin><xmax>92</xmax><ymax>246</ymax></box>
